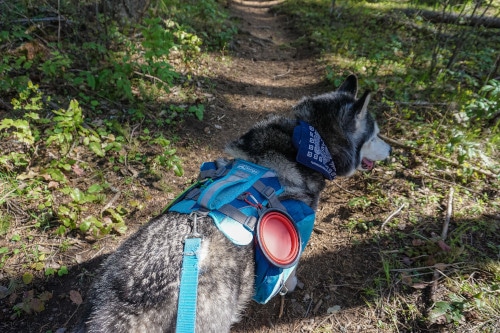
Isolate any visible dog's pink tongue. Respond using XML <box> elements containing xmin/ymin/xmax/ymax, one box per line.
<box><xmin>362</xmin><ymin>158</ymin><xmax>375</xmax><ymax>170</ymax></box>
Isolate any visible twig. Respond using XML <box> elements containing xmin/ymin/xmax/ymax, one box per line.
<box><xmin>129</xmin><ymin>123</ymin><xmax>142</xmax><ymax>143</ymax></box>
<box><xmin>441</xmin><ymin>186</ymin><xmax>454</xmax><ymax>240</ymax></box>
<box><xmin>394</xmin><ymin>101</ymin><xmax>448</xmax><ymax>107</ymax></box>
<box><xmin>0</xmin><ymin>189</ymin><xmax>16</xmax><ymax>204</ymax></box>
<box><xmin>90</xmin><ymin>245</ymin><xmax>107</xmax><ymax>260</ymax></box>
<box><xmin>313</xmin><ymin>298</ymin><xmax>323</xmax><ymax>314</ymax></box>
<box><xmin>100</xmin><ymin>188</ymin><xmax>121</xmax><ymax>214</ymax></box>
<box><xmin>379</xmin><ymin>134</ymin><xmax>498</xmax><ymax>179</ymax></box>
<box><xmin>331</xmin><ymin>179</ymin><xmax>357</xmax><ymax>195</ymax></box>
<box><xmin>430</xmin><ymin>268</ymin><xmax>441</xmax><ymax>302</ymax></box>
<box><xmin>273</xmin><ymin>68</ymin><xmax>291</xmax><ymax>80</ymax></box>
<box><xmin>0</xmin><ymin>98</ymin><xmax>13</xmax><ymax>111</ymax></box>
<box><xmin>380</xmin><ymin>203</ymin><xmax>406</xmax><ymax>230</ymax></box>
<box><xmin>249</xmin><ymin>37</ymin><xmax>272</xmax><ymax>47</ymax></box>
<box><xmin>313</xmin><ymin>226</ymin><xmax>326</xmax><ymax>234</ymax></box>
<box><xmin>390</xmin><ymin>262</ymin><xmax>465</xmax><ymax>272</ymax></box>
<box><xmin>429</xmin><ymin>187</ymin><xmax>455</xmax><ymax>301</ymax></box>
<box><xmin>63</xmin><ymin>304</ymin><xmax>80</xmax><ymax>327</ymax></box>
<box><xmin>304</xmin><ymin>294</ymin><xmax>314</xmax><ymax>317</ymax></box>
<box><xmin>133</xmin><ymin>71</ymin><xmax>170</xmax><ymax>87</ymax></box>
<box><xmin>424</xmin><ymin>173</ymin><xmax>483</xmax><ymax>195</ymax></box>
<box><xmin>12</xmin><ymin>17</ymin><xmax>74</xmax><ymax>24</ymax></box>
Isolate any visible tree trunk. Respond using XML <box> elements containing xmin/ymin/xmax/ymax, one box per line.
<box><xmin>403</xmin><ymin>9</ymin><xmax>500</xmax><ymax>29</ymax></box>
<box><xmin>103</xmin><ymin>0</ymin><xmax>151</xmax><ymax>22</ymax></box>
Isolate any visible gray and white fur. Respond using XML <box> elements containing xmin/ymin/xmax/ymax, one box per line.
<box><xmin>74</xmin><ymin>75</ymin><xmax>391</xmax><ymax>333</ymax></box>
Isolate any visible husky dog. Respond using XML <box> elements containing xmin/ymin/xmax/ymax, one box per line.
<box><xmin>75</xmin><ymin>75</ymin><xmax>391</xmax><ymax>333</ymax></box>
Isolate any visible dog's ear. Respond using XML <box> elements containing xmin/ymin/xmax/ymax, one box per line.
<box><xmin>337</xmin><ymin>74</ymin><xmax>358</xmax><ymax>97</ymax></box>
<box><xmin>353</xmin><ymin>90</ymin><xmax>371</xmax><ymax>120</ymax></box>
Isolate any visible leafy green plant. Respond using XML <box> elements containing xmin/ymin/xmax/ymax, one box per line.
<box><xmin>12</xmin><ymin>289</ymin><xmax>53</xmax><ymax>315</ymax></box>
<box><xmin>466</xmin><ymin>79</ymin><xmax>500</xmax><ymax>122</ymax></box>
<box><xmin>151</xmin><ymin>136</ymin><xmax>184</xmax><ymax>176</ymax></box>
<box><xmin>348</xmin><ymin>196</ymin><xmax>372</xmax><ymax>211</ymax></box>
<box><xmin>188</xmin><ymin>104</ymin><xmax>205</xmax><ymax>121</ymax></box>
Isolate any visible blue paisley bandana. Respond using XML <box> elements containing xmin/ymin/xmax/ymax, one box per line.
<box><xmin>292</xmin><ymin>120</ymin><xmax>337</xmax><ymax>180</ymax></box>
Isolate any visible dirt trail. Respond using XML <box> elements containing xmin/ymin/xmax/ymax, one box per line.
<box><xmin>214</xmin><ymin>1</ymin><xmax>374</xmax><ymax>332</ymax></box>
<box><xmin>207</xmin><ymin>0</ymin><xmax>328</xmax><ymax>145</ymax></box>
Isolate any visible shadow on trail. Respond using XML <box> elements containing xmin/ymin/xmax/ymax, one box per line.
<box><xmin>231</xmin><ymin>215</ymin><xmax>499</xmax><ymax>332</ymax></box>
<box><xmin>1</xmin><ymin>211</ymin><xmax>497</xmax><ymax>333</ymax></box>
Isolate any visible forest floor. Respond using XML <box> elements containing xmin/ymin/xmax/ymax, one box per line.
<box><xmin>1</xmin><ymin>0</ymin><xmax>498</xmax><ymax>332</ymax></box>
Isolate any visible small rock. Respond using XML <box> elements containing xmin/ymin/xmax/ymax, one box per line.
<box><xmin>327</xmin><ymin>305</ymin><xmax>341</xmax><ymax>314</ymax></box>
<box><xmin>0</xmin><ymin>285</ymin><xmax>9</xmax><ymax>299</ymax></box>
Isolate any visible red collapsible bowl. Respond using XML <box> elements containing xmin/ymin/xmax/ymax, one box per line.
<box><xmin>257</xmin><ymin>210</ymin><xmax>300</xmax><ymax>268</ymax></box>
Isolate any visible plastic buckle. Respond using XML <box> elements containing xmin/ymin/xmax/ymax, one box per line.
<box><xmin>244</xmin><ymin>216</ymin><xmax>257</xmax><ymax>230</ymax></box>
<box><xmin>186</xmin><ymin>212</ymin><xmax>203</xmax><ymax>239</ymax></box>
<box><xmin>214</xmin><ymin>166</ymin><xmax>227</xmax><ymax>178</ymax></box>
<box><xmin>279</xmin><ymin>285</ymin><xmax>289</xmax><ymax>296</ymax></box>
<box><xmin>262</xmin><ymin>186</ymin><xmax>275</xmax><ymax>199</ymax></box>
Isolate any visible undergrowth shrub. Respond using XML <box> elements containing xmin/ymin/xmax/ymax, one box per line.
<box><xmin>0</xmin><ymin>81</ymin><xmax>184</xmax><ymax>236</ymax></box>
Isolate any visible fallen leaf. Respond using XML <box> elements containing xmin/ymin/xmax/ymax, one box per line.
<box><xmin>22</xmin><ymin>272</ymin><xmax>34</xmax><ymax>285</ymax></box>
<box><xmin>48</xmin><ymin>181</ymin><xmax>59</xmax><ymax>189</ymax></box>
<box><xmin>75</xmin><ymin>254</ymin><xmax>83</xmax><ymax>264</ymax></box>
<box><xmin>434</xmin><ymin>263</ymin><xmax>448</xmax><ymax>271</ymax></box>
<box><xmin>412</xmin><ymin>239</ymin><xmax>425</xmax><ymax>246</ymax></box>
<box><xmin>401</xmin><ymin>272</ymin><xmax>413</xmax><ymax>286</ymax></box>
<box><xmin>410</xmin><ymin>282</ymin><xmax>429</xmax><ymax>289</ymax></box>
<box><xmin>71</xmin><ymin>164</ymin><xmax>85</xmax><ymax>176</ymax></box>
<box><xmin>437</xmin><ymin>239</ymin><xmax>451</xmax><ymax>252</ymax></box>
<box><xmin>69</xmin><ymin>290</ymin><xmax>83</xmax><ymax>305</ymax></box>
<box><xmin>30</xmin><ymin>298</ymin><xmax>45</xmax><ymax>312</ymax></box>
<box><xmin>39</xmin><ymin>291</ymin><xmax>53</xmax><ymax>302</ymax></box>
<box><xmin>402</xmin><ymin>256</ymin><xmax>413</xmax><ymax>266</ymax></box>
<box><xmin>9</xmin><ymin>292</ymin><xmax>18</xmax><ymax>304</ymax></box>
<box><xmin>16</xmin><ymin>170</ymin><xmax>38</xmax><ymax>180</ymax></box>
<box><xmin>41</xmin><ymin>173</ymin><xmax>52</xmax><ymax>181</ymax></box>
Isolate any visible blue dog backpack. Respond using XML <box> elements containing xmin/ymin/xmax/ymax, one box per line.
<box><xmin>167</xmin><ymin>159</ymin><xmax>316</xmax><ymax>304</ymax></box>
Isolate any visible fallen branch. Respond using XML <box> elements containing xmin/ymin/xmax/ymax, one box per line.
<box><xmin>401</xmin><ymin>9</ymin><xmax>500</xmax><ymax>29</ymax></box>
<box><xmin>379</xmin><ymin>134</ymin><xmax>498</xmax><ymax>179</ymax></box>
<box><xmin>430</xmin><ymin>187</ymin><xmax>454</xmax><ymax>301</ymax></box>
<box><xmin>12</xmin><ymin>17</ymin><xmax>74</xmax><ymax>24</ymax></box>
<box><xmin>394</xmin><ymin>101</ymin><xmax>448</xmax><ymax>107</ymax></box>
<box><xmin>390</xmin><ymin>262</ymin><xmax>465</xmax><ymax>272</ymax></box>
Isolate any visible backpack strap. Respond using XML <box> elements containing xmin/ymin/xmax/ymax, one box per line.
<box><xmin>252</xmin><ymin>180</ymin><xmax>286</xmax><ymax>212</ymax></box>
<box><xmin>218</xmin><ymin>204</ymin><xmax>257</xmax><ymax>230</ymax></box>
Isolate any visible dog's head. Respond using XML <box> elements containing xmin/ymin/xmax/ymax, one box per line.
<box><xmin>293</xmin><ymin>75</ymin><xmax>391</xmax><ymax>177</ymax></box>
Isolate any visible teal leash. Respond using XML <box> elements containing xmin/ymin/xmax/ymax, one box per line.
<box><xmin>176</xmin><ymin>213</ymin><xmax>202</xmax><ymax>333</ymax></box>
